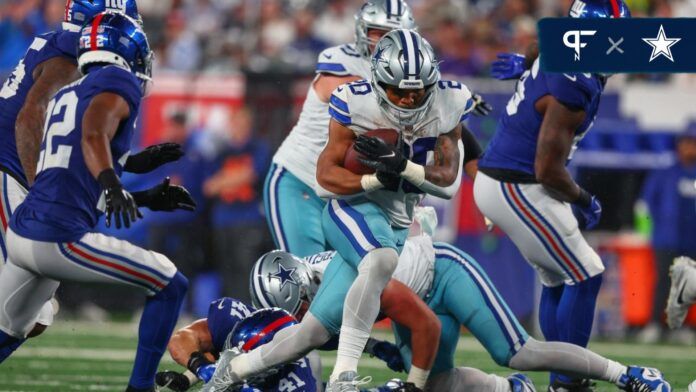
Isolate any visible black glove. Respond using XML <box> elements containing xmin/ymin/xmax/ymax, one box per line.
<box><xmin>132</xmin><ymin>177</ymin><xmax>196</xmax><ymax>212</ymax></box>
<box><xmin>471</xmin><ymin>92</ymin><xmax>492</xmax><ymax>117</ymax></box>
<box><xmin>98</xmin><ymin>169</ymin><xmax>142</xmax><ymax>229</ymax></box>
<box><xmin>353</xmin><ymin>135</ymin><xmax>407</xmax><ymax>175</ymax></box>
<box><xmin>155</xmin><ymin>371</ymin><xmax>192</xmax><ymax>392</ymax></box>
<box><xmin>365</xmin><ymin>338</ymin><xmax>405</xmax><ymax>372</ymax></box>
<box><xmin>123</xmin><ymin>142</ymin><xmax>184</xmax><ymax>174</ymax></box>
<box><xmin>376</xmin><ymin>171</ymin><xmax>401</xmax><ymax>192</ymax></box>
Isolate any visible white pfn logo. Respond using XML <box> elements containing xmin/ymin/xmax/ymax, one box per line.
<box><xmin>106</xmin><ymin>0</ymin><xmax>126</xmax><ymax>11</ymax></box>
<box><xmin>569</xmin><ymin>0</ymin><xmax>586</xmax><ymax>18</ymax></box>
<box><xmin>563</xmin><ymin>30</ymin><xmax>597</xmax><ymax>61</ymax></box>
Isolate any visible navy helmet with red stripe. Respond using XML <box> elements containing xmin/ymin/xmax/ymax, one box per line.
<box><xmin>226</xmin><ymin>308</ymin><xmax>297</xmax><ymax>352</ymax></box>
<box><xmin>77</xmin><ymin>12</ymin><xmax>152</xmax><ymax>90</ymax></box>
<box><xmin>64</xmin><ymin>0</ymin><xmax>141</xmax><ymax>30</ymax></box>
<box><xmin>568</xmin><ymin>0</ymin><xmax>631</xmax><ymax>18</ymax></box>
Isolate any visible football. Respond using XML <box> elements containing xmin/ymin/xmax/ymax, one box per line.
<box><xmin>343</xmin><ymin>128</ymin><xmax>399</xmax><ymax>175</ymax></box>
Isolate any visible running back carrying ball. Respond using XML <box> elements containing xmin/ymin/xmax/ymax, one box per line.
<box><xmin>343</xmin><ymin>128</ymin><xmax>399</xmax><ymax>174</ymax></box>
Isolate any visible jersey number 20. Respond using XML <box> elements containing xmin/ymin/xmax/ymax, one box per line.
<box><xmin>37</xmin><ymin>91</ymin><xmax>78</xmax><ymax>173</ymax></box>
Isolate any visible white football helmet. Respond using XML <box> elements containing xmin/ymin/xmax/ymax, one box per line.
<box><xmin>355</xmin><ymin>0</ymin><xmax>416</xmax><ymax>59</ymax></box>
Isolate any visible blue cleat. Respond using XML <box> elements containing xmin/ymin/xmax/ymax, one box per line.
<box><xmin>509</xmin><ymin>373</ymin><xmax>537</xmax><ymax>392</ymax></box>
<box><xmin>619</xmin><ymin>366</ymin><xmax>671</xmax><ymax>392</ymax></box>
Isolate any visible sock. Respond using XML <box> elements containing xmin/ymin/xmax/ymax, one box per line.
<box><xmin>554</xmin><ymin>274</ymin><xmax>602</xmax><ymax>384</ymax></box>
<box><xmin>128</xmin><ymin>272</ymin><xmax>188</xmax><ymax>389</ymax></box>
<box><xmin>539</xmin><ymin>284</ymin><xmax>563</xmax><ymax>384</ymax></box>
<box><xmin>406</xmin><ymin>365</ymin><xmax>430</xmax><ymax>389</ymax></box>
<box><xmin>0</xmin><ymin>331</ymin><xmax>24</xmax><ymax>363</ymax></box>
<box><xmin>331</xmin><ymin>325</ymin><xmax>371</xmax><ymax>381</ymax></box>
<box><xmin>604</xmin><ymin>360</ymin><xmax>628</xmax><ymax>384</ymax></box>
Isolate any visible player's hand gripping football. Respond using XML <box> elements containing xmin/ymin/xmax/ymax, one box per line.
<box><xmin>132</xmin><ymin>177</ymin><xmax>196</xmax><ymax>212</ymax></box>
<box><xmin>491</xmin><ymin>52</ymin><xmax>526</xmax><ymax>80</ymax></box>
<box><xmin>571</xmin><ymin>190</ymin><xmax>602</xmax><ymax>230</ymax></box>
<box><xmin>471</xmin><ymin>92</ymin><xmax>493</xmax><ymax>117</ymax></box>
<box><xmin>123</xmin><ymin>142</ymin><xmax>184</xmax><ymax>174</ymax></box>
<box><xmin>353</xmin><ymin>135</ymin><xmax>407</xmax><ymax>175</ymax></box>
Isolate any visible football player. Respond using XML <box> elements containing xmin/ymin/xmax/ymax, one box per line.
<box><xmin>474</xmin><ymin>1</ymin><xmax>630</xmax><ymax>390</ymax></box>
<box><xmin>0</xmin><ymin>0</ymin><xmax>183</xmax><ymax>345</ymax></box>
<box><xmin>316</xmin><ymin>29</ymin><xmax>471</xmax><ymax>391</ymax></box>
<box><xmin>156</xmin><ymin>304</ymin><xmax>318</xmax><ymax>392</ymax></box>
<box><xmin>265</xmin><ymin>0</ymin><xmax>416</xmax><ymax>257</ymax></box>
<box><xmin>265</xmin><ymin>0</ymin><xmax>490</xmax><ymax>258</ymax></box>
<box><xmin>0</xmin><ymin>13</ymin><xmax>194</xmax><ymax>392</ymax></box>
<box><xmin>666</xmin><ymin>256</ymin><xmax>696</xmax><ymax>329</ymax></box>
<box><xmin>238</xmin><ymin>210</ymin><xmax>671</xmax><ymax>392</ymax></box>
<box><xmin>155</xmin><ymin>296</ymin><xmax>402</xmax><ymax>391</ymax></box>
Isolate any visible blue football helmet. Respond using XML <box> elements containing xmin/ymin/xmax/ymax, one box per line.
<box><xmin>77</xmin><ymin>12</ymin><xmax>152</xmax><ymax>91</ymax></box>
<box><xmin>568</xmin><ymin>0</ymin><xmax>631</xmax><ymax>18</ymax></box>
<box><xmin>226</xmin><ymin>308</ymin><xmax>297</xmax><ymax>353</ymax></box>
<box><xmin>64</xmin><ymin>0</ymin><xmax>141</xmax><ymax>28</ymax></box>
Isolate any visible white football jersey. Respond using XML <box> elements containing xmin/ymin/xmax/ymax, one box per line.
<box><xmin>305</xmin><ymin>234</ymin><xmax>436</xmax><ymax>299</ymax></box>
<box><xmin>273</xmin><ymin>44</ymin><xmax>371</xmax><ymax>187</ymax></box>
<box><xmin>328</xmin><ymin>79</ymin><xmax>473</xmax><ymax>228</ymax></box>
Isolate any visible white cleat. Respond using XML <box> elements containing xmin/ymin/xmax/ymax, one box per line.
<box><xmin>666</xmin><ymin>257</ymin><xmax>696</xmax><ymax>329</ymax></box>
<box><xmin>326</xmin><ymin>371</ymin><xmax>372</xmax><ymax>392</ymax></box>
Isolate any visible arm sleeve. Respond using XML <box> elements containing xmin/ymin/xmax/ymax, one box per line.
<box><xmin>461</xmin><ymin>126</ymin><xmax>482</xmax><ymax>163</ymax></box>
<box><xmin>417</xmin><ymin>139</ymin><xmax>464</xmax><ymax>199</ymax></box>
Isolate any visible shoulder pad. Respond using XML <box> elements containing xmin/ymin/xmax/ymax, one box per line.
<box><xmin>545</xmin><ymin>72</ymin><xmax>600</xmax><ymax>110</ymax></box>
<box><xmin>436</xmin><ymin>80</ymin><xmax>474</xmax><ymax>125</ymax></box>
<box><xmin>328</xmin><ymin>83</ymin><xmax>353</xmax><ymax>125</ymax></box>
<box><xmin>86</xmin><ymin>66</ymin><xmax>142</xmax><ymax>107</ymax></box>
<box><xmin>316</xmin><ymin>44</ymin><xmax>364</xmax><ymax>76</ymax></box>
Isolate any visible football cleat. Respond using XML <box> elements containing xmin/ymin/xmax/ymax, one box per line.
<box><xmin>548</xmin><ymin>378</ymin><xmax>595</xmax><ymax>392</ymax></box>
<box><xmin>326</xmin><ymin>371</ymin><xmax>372</xmax><ymax>392</ymax></box>
<box><xmin>688</xmin><ymin>379</ymin><xmax>696</xmax><ymax>392</ymax></box>
<box><xmin>618</xmin><ymin>366</ymin><xmax>671</xmax><ymax>392</ymax></box>
<box><xmin>666</xmin><ymin>257</ymin><xmax>696</xmax><ymax>329</ymax></box>
<box><xmin>201</xmin><ymin>348</ymin><xmax>244</xmax><ymax>392</ymax></box>
<box><xmin>508</xmin><ymin>373</ymin><xmax>536</xmax><ymax>392</ymax></box>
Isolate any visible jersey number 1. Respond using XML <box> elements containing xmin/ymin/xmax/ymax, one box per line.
<box><xmin>37</xmin><ymin>91</ymin><xmax>78</xmax><ymax>173</ymax></box>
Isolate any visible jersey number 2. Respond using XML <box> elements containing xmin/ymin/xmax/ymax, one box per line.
<box><xmin>37</xmin><ymin>91</ymin><xmax>78</xmax><ymax>173</ymax></box>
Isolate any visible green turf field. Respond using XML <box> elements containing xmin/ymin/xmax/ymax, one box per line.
<box><xmin>0</xmin><ymin>321</ymin><xmax>694</xmax><ymax>391</ymax></box>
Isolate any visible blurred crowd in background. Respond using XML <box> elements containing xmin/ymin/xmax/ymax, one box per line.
<box><xmin>3</xmin><ymin>0</ymin><xmax>696</xmax><ymax>77</ymax></box>
<box><xmin>1</xmin><ymin>0</ymin><xmax>696</xmax><ymax>343</ymax></box>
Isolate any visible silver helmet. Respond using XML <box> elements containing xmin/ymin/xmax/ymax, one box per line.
<box><xmin>355</xmin><ymin>0</ymin><xmax>416</xmax><ymax>59</ymax></box>
<box><xmin>249</xmin><ymin>250</ymin><xmax>317</xmax><ymax>317</ymax></box>
<box><xmin>371</xmin><ymin>29</ymin><xmax>440</xmax><ymax>127</ymax></box>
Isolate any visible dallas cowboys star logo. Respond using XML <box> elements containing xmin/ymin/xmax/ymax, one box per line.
<box><xmin>270</xmin><ymin>264</ymin><xmax>298</xmax><ymax>290</ymax></box>
<box><xmin>642</xmin><ymin>25</ymin><xmax>681</xmax><ymax>63</ymax></box>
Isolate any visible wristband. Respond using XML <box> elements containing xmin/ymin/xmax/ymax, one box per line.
<box><xmin>361</xmin><ymin>174</ymin><xmax>384</xmax><ymax>192</ymax></box>
<box><xmin>400</xmin><ymin>161</ymin><xmax>425</xmax><ymax>186</ymax></box>
<box><xmin>97</xmin><ymin>168</ymin><xmax>121</xmax><ymax>190</ymax></box>
<box><xmin>183</xmin><ymin>370</ymin><xmax>199</xmax><ymax>385</ymax></box>
<box><xmin>575</xmin><ymin>188</ymin><xmax>592</xmax><ymax>208</ymax></box>
<box><xmin>187</xmin><ymin>351</ymin><xmax>212</xmax><ymax>373</ymax></box>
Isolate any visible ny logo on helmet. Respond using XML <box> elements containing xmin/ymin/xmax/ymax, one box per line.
<box><xmin>106</xmin><ymin>0</ymin><xmax>126</xmax><ymax>11</ymax></box>
<box><xmin>563</xmin><ymin>30</ymin><xmax>597</xmax><ymax>61</ymax></box>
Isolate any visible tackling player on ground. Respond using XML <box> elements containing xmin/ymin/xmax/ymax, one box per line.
<box><xmin>474</xmin><ymin>1</ymin><xmax>631</xmax><ymax>390</ymax></box>
<box><xmin>316</xmin><ymin>29</ymin><xmax>472</xmax><ymax>391</ymax></box>
<box><xmin>0</xmin><ymin>13</ymin><xmax>194</xmax><ymax>392</ymax></box>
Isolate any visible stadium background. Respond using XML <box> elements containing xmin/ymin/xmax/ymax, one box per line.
<box><xmin>1</xmin><ymin>0</ymin><xmax>696</xmax><ymax>385</ymax></box>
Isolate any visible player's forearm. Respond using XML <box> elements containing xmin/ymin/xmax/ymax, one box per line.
<box><xmin>15</xmin><ymin>105</ymin><xmax>46</xmax><ymax>185</ymax></box>
<box><xmin>536</xmin><ymin>166</ymin><xmax>581</xmax><ymax>203</ymax></box>
<box><xmin>316</xmin><ymin>164</ymin><xmax>365</xmax><ymax>195</ymax></box>
<box><xmin>82</xmin><ymin>132</ymin><xmax>116</xmax><ymax>179</ymax></box>
<box><xmin>168</xmin><ymin>329</ymin><xmax>202</xmax><ymax>367</ymax></box>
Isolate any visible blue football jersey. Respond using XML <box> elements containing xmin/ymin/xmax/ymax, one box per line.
<box><xmin>244</xmin><ymin>357</ymin><xmax>316</xmax><ymax>392</ymax></box>
<box><xmin>0</xmin><ymin>30</ymin><xmax>79</xmax><ymax>187</ymax></box>
<box><xmin>207</xmin><ymin>297</ymin><xmax>255</xmax><ymax>354</ymax></box>
<box><xmin>479</xmin><ymin>59</ymin><xmax>604</xmax><ymax>178</ymax></box>
<box><xmin>10</xmin><ymin>65</ymin><xmax>142</xmax><ymax>242</ymax></box>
